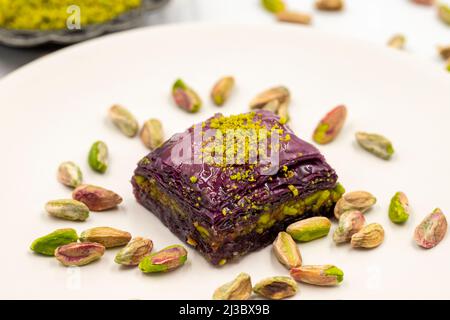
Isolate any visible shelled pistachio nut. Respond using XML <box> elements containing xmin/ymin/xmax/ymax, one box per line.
<box><xmin>272</xmin><ymin>232</ymin><xmax>302</xmax><ymax>269</ymax></box>
<box><xmin>312</xmin><ymin>105</ymin><xmax>347</xmax><ymax>144</ymax></box>
<box><xmin>315</xmin><ymin>0</ymin><xmax>344</xmax><ymax>11</ymax></box>
<box><xmin>438</xmin><ymin>45</ymin><xmax>450</xmax><ymax>60</ymax></box>
<box><xmin>172</xmin><ymin>79</ymin><xmax>202</xmax><ymax>113</ymax></box>
<box><xmin>334</xmin><ymin>191</ymin><xmax>376</xmax><ymax>219</ymax></box>
<box><xmin>55</xmin><ymin>242</ymin><xmax>105</xmax><ymax>266</ymax></box>
<box><xmin>72</xmin><ymin>184</ymin><xmax>122</xmax><ymax>211</ymax></box>
<box><xmin>139</xmin><ymin>244</ymin><xmax>188</xmax><ymax>273</ymax></box>
<box><xmin>57</xmin><ymin>161</ymin><xmax>82</xmax><ymax>188</ymax></box>
<box><xmin>333</xmin><ymin>210</ymin><xmax>365</xmax><ymax>243</ymax></box>
<box><xmin>253</xmin><ymin>276</ymin><xmax>298</xmax><ymax>300</ymax></box>
<box><xmin>286</xmin><ymin>217</ymin><xmax>331</xmax><ymax>242</ymax></box>
<box><xmin>109</xmin><ymin>104</ymin><xmax>139</xmax><ymax>137</ymax></box>
<box><xmin>88</xmin><ymin>140</ymin><xmax>108</xmax><ymax>173</ymax></box>
<box><xmin>30</xmin><ymin>228</ymin><xmax>78</xmax><ymax>256</ymax></box>
<box><xmin>80</xmin><ymin>227</ymin><xmax>131</xmax><ymax>248</ymax></box>
<box><xmin>351</xmin><ymin>223</ymin><xmax>384</xmax><ymax>249</ymax></box>
<box><xmin>414</xmin><ymin>208</ymin><xmax>447</xmax><ymax>249</ymax></box>
<box><xmin>140</xmin><ymin>119</ymin><xmax>164</xmax><ymax>150</ymax></box>
<box><xmin>115</xmin><ymin>237</ymin><xmax>153</xmax><ymax>266</ymax></box>
<box><xmin>45</xmin><ymin>199</ymin><xmax>89</xmax><ymax>222</ymax></box>
<box><xmin>389</xmin><ymin>192</ymin><xmax>410</xmax><ymax>223</ymax></box>
<box><xmin>213</xmin><ymin>273</ymin><xmax>252</xmax><ymax>300</ymax></box>
<box><xmin>211</xmin><ymin>76</ymin><xmax>235</xmax><ymax>106</ymax></box>
<box><xmin>261</xmin><ymin>0</ymin><xmax>286</xmax><ymax>13</ymax></box>
<box><xmin>290</xmin><ymin>265</ymin><xmax>344</xmax><ymax>286</ymax></box>
<box><xmin>355</xmin><ymin>132</ymin><xmax>394</xmax><ymax>160</ymax></box>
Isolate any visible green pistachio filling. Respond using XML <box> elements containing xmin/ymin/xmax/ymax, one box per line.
<box><xmin>325</xmin><ymin>266</ymin><xmax>344</xmax><ymax>283</ymax></box>
<box><xmin>0</xmin><ymin>0</ymin><xmax>142</xmax><ymax>30</ymax></box>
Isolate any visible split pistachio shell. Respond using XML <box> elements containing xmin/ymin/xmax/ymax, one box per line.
<box><xmin>72</xmin><ymin>184</ymin><xmax>122</xmax><ymax>211</ymax></box>
<box><xmin>211</xmin><ymin>76</ymin><xmax>235</xmax><ymax>106</ymax></box>
<box><xmin>261</xmin><ymin>0</ymin><xmax>286</xmax><ymax>13</ymax></box>
<box><xmin>389</xmin><ymin>192</ymin><xmax>410</xmax><ymax>223</ymax></box>
<box><xmin>109</xmin><ymin>104</ymin><xmax>139</xmax><ymax>137</ymax></box>
<box><xmin>57</xmin><ymin>161</ymin><xmax>82</xmax><ymax>188</ymax></box>
<box><xmin>312</xmin><ymin>105</ymin><xmax>347</xmax><ymax>144</ymax></box>
<box><xmin>333</xmin><ymin>210</ymin><xmax>365</xmax><ymax>243</ymax></box>
<box><xmin>172</xmin><ymin>79</ymin><xmax>202</xmax><ymax>113</ymax></box>
<box><xmin>114</xmin><ymin>237</ymin><xmax>153</xmax><ymax>266</ymax></box>
<box><xmin>45</xmin><ymin>199</ymin><xmax>89</xmax><ymax>221</ymax></box>
<box><xmin>290</xmin><ymin>265</ymin><xmax>344</xmax><ymax>286</ymax></box>
<box><xmin>140</xmin><ymin>119</ymin><xmax>164</xmax><ymax>150</ymax></box>
<box><xmin>55</xmin><ymin>242</ymin><xmax>105</xmax><ymax>266</ymax></box>
<box><xmin>315</xmin><ymin>0</ymin><xmax>344</xmax><ymax>11</ymax></box>
<box><xmin>213</xmin><ymin>273</ymin><xmax>252</xmax><ymax>300</ymax></box>
<box><xmin>30</xmin><ymin>228</ymin><xmax>78</xmax><ymax>256</ymax></box>
<box><xmin>272</xmin><ymin>232</ymin><xmax>302</xmax><ymax>269</ymax></box>
<box><xmin>139</xmin><ymin>244</ymin><xmax>188</xmax><ymax>273</ymax></box>
<box><xmin>355</xmin><ymin>132</ymin><xmax>394</xmax><ymax>160</ymax></box>
<box><xmin>249</xmin><ymin>86</ymin><xmax>290</xmax><ymax>112</ymax></box>
<box><xmin>80</xmin><ymin>227</ymin><xmax>131</xmax><ymax>248</ymax></box>
<box><xmin>88</xmin><ymin>140</ymin><xmax>108</xmax><ymax>173</ymax></box>
<box><xmin>286</xmin><ymin>217</ymin><xmax>331</xmax><ymax>242</ymax></box>
<box><xmin>334</xmin><ymin>191</ymin><xmax>377</xmax><ymax>219</ymax></box>
<box><xmin>351</xmin><ymin>223</ymin><xmax>384</xmax><ymax>249</ymax></box>
<box><xmin>414</xmin><ymin>208</ymin><xmax>447</xmax><ymax>249</ymax></box>
<box><xmin>253</xmin><ymin>276</ymin><xmax>298</xmax><ymax>300</ymax></box>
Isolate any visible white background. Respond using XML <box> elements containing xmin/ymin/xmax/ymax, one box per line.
<box><xmin>0</xmin><ymin>0</ymin><xmax>449</xmax><ymax>77</ymax></box>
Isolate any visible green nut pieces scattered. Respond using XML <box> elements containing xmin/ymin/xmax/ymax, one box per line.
<box><xmin>213</xmin><ymin>273</ymin><xmax>253</xmax><ymax>300</ymax></box>
<box><xmin>312</xmin><ymin>105</ymin><xmax>347</xmax><ymax>145</ymax></box>
<box><xmin>72</xmin><ymin>184</ymin><xmax>122</xmax><ymax>211</ymax></box>
<box><xmin>253</xmin><ymin>276</ymin><xmax>298</xmax><ymax>300</ymax></box>
<box><xmin>355</xmin><ymin>132</ymin><xmax>394</xmax><ymax>160</ymax></box>
<box><xmin>286</xmin><ymin>217</ymin><xmax>331</xmax><ymax>242</ymax></box>
<box><xmin>88</xmin><ymin>140</ymin><xmax>108</xmax><ymax>173</ymax></box>
<box><xmin>55</xmin><ymin>242</ymin><xmax>105</xmax><ymax>267</ymax></box>
<box><xmin>140</xmin><ymin>119</ymin><xmax>164</xmax><ymax>150</ymax></box>
<box><xmin>211</xmin><ymin>76</ymin><xmax>235</xmax><ymax>106</ymax></box>
<box><xmin>115</xmin><ymin>237</ymin><xmax>153</xmax><ymax>266</ymax></box>
<box><xmin>30</xmin><ymin>228</ymin><xmax>78</xmax><ymax>256</ymax></box>
<box><xmin>172</xmin><ymin>79</ymin><xmax>202</xmax><ymax>113</ymax></box>
<box><xmin>290</xmin><ymin>265</ymin><xmax>344</xmax><ymax>286</ymax></box>
<box><xmin>272</xmin><ymin>232</ymin><xmax>302</xmax><ymax>269</ymax></box>
<box><xmin>80</xmin><ymin>227</ymin><xmax>131</xmax><ymax>248</ymax></box>
<box><xmin>109</xmin><ymin>104</ymin><xmax>139</xmax><ymax>137</ymax></box>
<box><xmin>139</xmin><ymin>244</ymin><xmax>188</xmax><ymax>273</ymax></box>
<box><xmin>45</xmin><ymin>199</ymin><xmax>90</xmax><ymax>222</ymax></box>
<box><xmin>389</xmin><ymin>192</ymin><xmax>410</xmax><ymax>223</ymax></box>
<box><xmin>261</xmin><ymin>0</ymin><xmax>286</xmax><ymax>13</ymax></box>
<box><xmin>57</xmin><ymin>161</ymin><xmax>83</xmax><ymax>188</ymax></box>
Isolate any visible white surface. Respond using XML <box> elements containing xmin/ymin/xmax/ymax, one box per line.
<box><xmin>0</xmin><ymin>23</ymin><xmax>450</xmax><ymax>300</ymax></box>
<box><xmin>0</xmin><ymin>0</ymin><xmax>449</xmax><ymax>77</ymax></box>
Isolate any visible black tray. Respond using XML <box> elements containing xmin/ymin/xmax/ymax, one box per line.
<box><xmin>0</xmin><ymin>0</ymin><xmax>169</xmax><ymax>48</ymax></box>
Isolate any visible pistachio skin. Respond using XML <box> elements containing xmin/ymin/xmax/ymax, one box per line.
<box><xmin>172</xmin><ymin>79</ymin><xmax>202</xmax><ymax>113</ymax></box>
<box><xmin>139</xmin><ymin>245</ymin><xmax>188</xmax><ymax>273</ymax></box>
<box><xmin>80</xmin><ymin>227</ymin><xmax>131</xmax><ymax>248</ymax></box>
<box><xmin>414</xmin><ymin>208</ymin><xmax>447</xmax><ymax>249</ymax></box>
<box><xmin>290</xmin><ymin>265</ymin><xmax>344</xmax><ymax>286</ymax></box>
<box><xmin>286</xmin><ymin>217</ymin><xmax>331</xmax><ymax>242</ymax></box>
<box><xmin>253</xmin><ymin>276</ymin><xmax>298</xmax><ymax>300</ymax></box>
<box><xmin>109</xmin><ymin>104</ymin><xmax>139</xmax><ymax>137</ymax></box>
<box><xmin>72</xmin><ymin>184</ymin><xmax>122</xmax><ymax>211</ymax></box>
<box><xmin>55</xmin><ymin>242</ymin><xmax>105</xmax><ymax>267</ymax></box>
<box><xmin>213</xmin><ymin>273</ymin><xmax>252</xmax><ymax>300</ymax></box>
<box><xmin>57</xmin><ymin>161</ymin><xmax>82</xmax><ymax>188</ymax></box>
<box><xmin>45</xmin><ymin>199</ymin><xmax>89</xmax><ymax>221</ymax></box>
<box><xmin>312</xmin><ymin>105</ymin><xmax>347</xmax><ymax>145</ymax></box>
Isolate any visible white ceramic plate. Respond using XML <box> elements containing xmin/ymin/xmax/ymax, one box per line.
<box><xmin>1</xmin><ymin>23</ymin><xmax>449</xmax><ymax>300</ymax></box>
